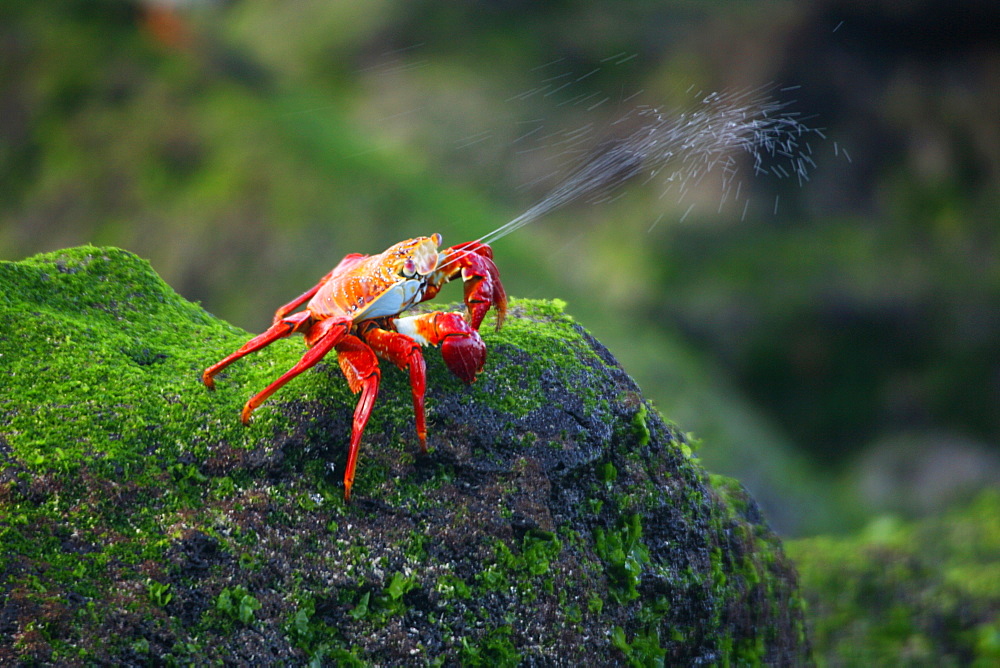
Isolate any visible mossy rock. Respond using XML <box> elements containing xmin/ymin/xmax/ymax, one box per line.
<box><xmin>0</xmin><ymin>246</ymin><xmax>807</xmax><ymax>664</ymax></box>
<box><xmin>787</xmin><ymin>490</ymin><xmax>1000</xmax><ymax>666</ymax></box>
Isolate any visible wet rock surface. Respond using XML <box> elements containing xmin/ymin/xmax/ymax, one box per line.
<box><xmin>0</xmin><ymin>246</ymin><xmax>807</xmax><ymax>664</ymax></box>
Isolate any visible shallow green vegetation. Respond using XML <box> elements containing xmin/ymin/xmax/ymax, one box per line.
<box><xmin>594</xmin><ymin>513</ymin><xmax>649</xmax><ymax>605</ymax></box>
<box><xmin>1</xmin><ymin>246</ymin><xmax>806</xmax><ymax>663</ymax></box>
<box><xmin>788</xmin><ymin>490</ymin><xmax>1000</xmax><ymax>666</ymax></box>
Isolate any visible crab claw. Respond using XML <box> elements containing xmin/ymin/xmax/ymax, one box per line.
<box><xmin>394</xmin><ymin>311</ymin><xmax>488</xmax><ymax>383</ymax></box>
<box><xmin>441</xmin><ymin>328</ymin><xmax>487</xmax><ymax>383</ymax></box>
<box><xmin>432</xmin><ymin>241</ymin><xmax>508</xmax><ymax>332</ymax></box>
<box><xmin>461</xmin><ymin>253</ymin><xmax>507</xmax><ymax>332</ymax></box>
<box><xmin>431</xmin><ymin>312</ymin><xmax>487</xmax><ymax>382</ymax></box>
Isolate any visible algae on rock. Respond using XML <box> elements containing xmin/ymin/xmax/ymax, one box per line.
<box><xmin>0</xmin><ymin>246</ymin><xmax>807</xmax><ymax>664</ymax></box>
<box><xmin>788</xmin><ymin>490</ymin><xmax>1000</xmax><ymax>665</ymax></box>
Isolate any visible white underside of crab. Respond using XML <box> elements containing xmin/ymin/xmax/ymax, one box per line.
<box><xmin>358</xmin><ymin>279</ymin><xmax>426</xmax><ymax>320</ymax></box>
<box><xmin>393</xmin><ymin>314</ymin><xmax>430</xmax><ymax>345</ymax></box>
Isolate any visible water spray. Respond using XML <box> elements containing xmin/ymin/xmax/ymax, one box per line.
<box><xmin>480</xmin><ymin>84</ymin><xmax>823</xmax><ymax>247</ymax></box>
<box><xmin>434</xmin><ymin>84</ymin><xmax>826</xmax><ymax>274</ymax></box>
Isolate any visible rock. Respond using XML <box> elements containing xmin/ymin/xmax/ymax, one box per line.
<box><xmin>0</xmin><ymin>246</ymin><xmax>807</xmax><ymax>665</ymax></box>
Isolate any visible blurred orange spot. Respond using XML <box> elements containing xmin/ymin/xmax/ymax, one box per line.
<box><xmin>141</xmin><ymin>4</ymin><xmax>191</xmax><ymax>51</ymax></box>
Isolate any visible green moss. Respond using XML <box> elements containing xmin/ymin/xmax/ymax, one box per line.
<box><xmin>612</xmin><ymin>623</ymin><xmax>667</xmax><ymax>667</ymax></box>
<box><xmin>708</xmin><ymin>474</ymin><xmax>750</xmax><ymax>517</ymax></box>
<box><xmin>521</xmin><ymin>530</ymin><xmax>563</xmax><ymax>577</ymax></box>
<box><xmin>459</xmin><ymin>625</ymin><xmax>520</xmax><ymax>667</ymax></box>
<box><xmin>0</xmin><ymin>246</ymin><xmax>807</xmax><ymax>663</ymax></box>
<box><xmin>787</xmin><ymin>489</ymin><xmax>1000</xmax><ymax>665</ymax></box>
<box><xmin>594</xmin><ymin>513</ymin><xmax>650</xmax><ymax>605</ymax></box>
<box><xmin>341</xmin><ymin>571</ymin><xmax>418</xmax><ymax>627</ymax></box>
<box><xmin>475</xmin><ymin>299</ymin><xmax>607</xmax><ymax>418</ymax></box>
<box><xmin>435</xmin><ymin>574</ymin><xmax>472</xmax><ymax>600</ymax></box>
<box><xmin>146</xmin><ymin>580</ymin><xmax>173</xmax><ymax>608</ymax></box>
<box><xmin>631</xmin><ymin>403</ymin><xmax>651</xmax><ymax>448</ymax></box>
<box><xmin>286</xmin><ymin>599</ymin><xmax>363</xmax><ymax>667</ymax></box>
<box><xmin>0</xmin><ymin>247</ymin><xmax>308</xmax><ymax>471</ymax></box>
<box><xmin>598</xmin><ymin>460</ymin><xmax>618</xmax><ymax>487</ymax></box>
<box><xmin>213</xmin><ymin>586</ymin><xmax>262</xmax><ymax>628</ymax></box>
<box><xmin>479</xmin><ymin>533</ymin><xmax>560</xmax><ymax>594</ymax></box>
<box><xmin>703</xmin><ymin>472</ymin><xmax>810</xmax><ymax>663</ymax></box>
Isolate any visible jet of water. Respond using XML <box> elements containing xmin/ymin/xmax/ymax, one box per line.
<box><xmin>435</xmin><ymin>84</ymin><xmax>825</xmax><ymax>272</ymax></box>
<box><xmin>480</xmin><ymin>84</ymin><xmax>822</xmax><ymax>246</ymax></box>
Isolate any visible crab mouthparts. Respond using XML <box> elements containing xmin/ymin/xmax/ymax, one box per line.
<box><xmin>414</xmin><ymin>236</ymin><xmax>441</xmax><ymax>275</ymax></box>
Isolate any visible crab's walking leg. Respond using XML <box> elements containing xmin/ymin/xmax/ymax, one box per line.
<box><xmin>394</xmin><ymin>311</ymin><xmax>488</xmax><ymax>383</ymax></box>
<box><xmin>269</xmin><ymin>275</ymin><xmax>329</xmax><ymax>325</ymax></box>
<box><xmin>334</xmin><ymin>334</ymin><xmax>382</xmax><ymax>501</ymax></box>
<box><xmin>236</xmin><ymin>317</ymin><xmax>351</xmax><ymax>423</ymax></box>
<box><xmin>202</xmin><ymin>311</ymin><xmax>313</xmax><ymax>390</ymax></box>
<box><xmin>358</xmin><ymin>323</ymin><xmax>429</xmax><ymax>452</ymax></box>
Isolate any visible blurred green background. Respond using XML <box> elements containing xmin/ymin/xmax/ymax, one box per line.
<box><xmin>3</xmin><ymin>0</ymin><xmax>999</xmax><ymax>536</ymax></box>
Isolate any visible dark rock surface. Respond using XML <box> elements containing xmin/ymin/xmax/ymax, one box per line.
<box><xmin>0</xmin><ymin>246</ymin><xmax>807</xmax><ymax>664</ymax></box>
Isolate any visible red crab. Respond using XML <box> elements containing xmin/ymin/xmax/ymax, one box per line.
<box><xmin>202</xmin><ymin>234</ymin><xmax>507</xmax><ymax>500</ymax></box>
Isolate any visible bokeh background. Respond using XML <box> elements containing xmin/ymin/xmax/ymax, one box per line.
<box><xmin>3</xmin><ymin>0</ymin><xmax>999</xmax><ymax>537</ymax></box>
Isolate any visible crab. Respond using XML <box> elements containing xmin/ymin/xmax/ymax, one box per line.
<box><xmin>201</xmin><ymin>234</ymin><xmax>506</xmax><ymax>500</ymax></box>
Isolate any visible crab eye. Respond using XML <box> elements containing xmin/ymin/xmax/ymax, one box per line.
<box><xmin>401</xmin><ymin>258</ymin><xmax>416</xmax><ymax>277</ymax></box>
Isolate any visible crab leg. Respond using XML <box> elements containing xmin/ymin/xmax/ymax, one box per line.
<box><xmin>358</xmin><ymin>323</ymin><xmax>429</xmax><ymax>452</ymax></box>
<box><xmin>333</xmin><ymin>334</ymin><xmax>382</xmax><ymax>501</ymax></box>
<box><xmin>202</xmin><ymin>311</ymin><xmax>314</xmax><ymax>390</ymax></box>
<box><xmin>269</xmin><ymin>276</ymin><xmax>329</xmax><ymax>325</ymax></box>
<box><xmin>236</xmin><ymin>317</ymin><xmax>351</xmax><ymax>423</ymax></box>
